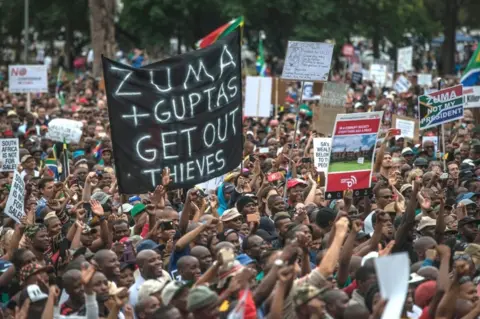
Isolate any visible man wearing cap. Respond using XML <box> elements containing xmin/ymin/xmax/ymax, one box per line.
<box><xmin>292</xmin><ymin>284</ymin><xmax>328</xmax><ymax>319</ymax></box>
<box><xmin>161</xmin><ymin>281</ymin><xmax>190</xmax><ymax>318</ymax></box>
<box><xmin>417</xmin><ymin>216</ymin><xmax>437</xmax><ymax>238</ymax></box>
<box><xmin>20</xmin><ymin>154</ymin><xmax>39</xmax><ymax>179</ymax></box>
<box><xmin>459</xmin><ymin>198</ymin><xmax>478</xmax><ymax>217</ymax></box>
<box><xmin>287</xmin><ymin>179</ymin><xmax>308</xmax><ymax>212</ymax></box>
<box><xmin>456</xmin><ymin>216</ymin><xmax>480</xmax><ymax>251</ymax></box>
<box><xmin>402</xmin><ymin>147</ymin><xmax>415</xmax><ymax>166</ymax></box>
<box><xmin>220</xmin><ymin>208</ymin><xmax>243</xmax><ymax>232</ymax></box>
<box><xmin>187</xmin><ymin>285</ymin><xmax>220</xmax><ymax>319</ymax></box>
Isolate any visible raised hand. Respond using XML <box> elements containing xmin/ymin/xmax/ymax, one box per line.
<box><xmin>378</xmin><ymin>240</ymin><xmax>395</xmax><ymax>256</ymax></box>
<box><xmin>90</xmin><ymin>199</ymin><xmax>104</xmax><ymax>216</ymax></box>
<box><xmin>150</xmin><ymin>185</ymin><xmax>166</xmax><ymax>205</ymax></box>
<box><xmin>161</xmin><ymin>168</ymin><xmax>171</xmax><ymax>186</ymax></box>
<box><xmin>278</xmin><ymin>265</ymin><xmax>295</xmax><ymax>283</ymax></box>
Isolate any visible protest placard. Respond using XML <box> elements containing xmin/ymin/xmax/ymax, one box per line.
<box><xmin>281</xmin><ymin>41</ymin><xmax>334</xmax><ymax>81</ymax></box>
<box><xmin>393</xmin><ymin>75</ymin><xmax>411</xmax><ymax>93</ymax></box>
<box><xmin>397</xmin><ymin>46</ymin><xmax>413</xmax><ymax>72</ymax></box>
<box><xmin>369</xmin><ymin>64</ymin><xmax>387</xmax><ymax>86</ymax></box>
<box><xmin>392</xmin><ymin>115</ymin><xmax>419</xmax><ymax>141</ymax></box>
<box><xmin>4</xmin><ymin>170</ymin><xmax>25</xmax><ymax>223</ymax></box>
<box><xmin>464</xmin><ymin>86</ymin><xmax>480</xmax><ymax>108</ymax></box>
<box><xmin>103</xmin><ymin>30</ymin><xmax>243</xmax><ymax>194</ymax></box>
<box><xmin>0</xmin><ymin>138</ymin><xmax>19</xmax><ymax>172</ymax></box>
<box><xmin>8</xmin><ymin>65</ymin><xmax>48</xmax><ymax>93</ymax></box>
<box><xmin>313</xmin><ymin>138</ymin><xmax>331</xmax><ymax>172</ymax></box>
<box><xmin>418</xmin><ymin>84</ymin><xmax>464</xmax><ymax>130</ymax></box>
<box><xmin>326</xmin><ymin>112</ymin><xmax>383</xmax><ymax>199</ymax></box>
<box><xmin>302</xmin><ymin>82</ymin><xmax>321</xmax><ymax>100</ymax></box>
<box><xmin>312</xmin><ymin>82</ymin><xmax>348</xmax><ymax>135</ymax></box>
<box><xmin>351</xmin><ymin>72</ymin><xmax>363</xmax><ymax>84</ymax></box>
<box><xmin>46</xmin><ymin>118</ymin><xmax>84</xmax><ymax>144</ymax></box>
<box><xmin>244</xmin><ymin>76</ymin><xmax>272</xmax><ymax>117</ymax></box>
<box><xmin>417</xmin><ymin>73</ymin><xmax>432</xmax><ymax>87</ymax></box>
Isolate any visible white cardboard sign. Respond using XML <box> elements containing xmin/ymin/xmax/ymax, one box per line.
<box><xmin>369</xmin><ymin>64</ymin><xmax>387</xmax><ymax>86</ymax></box>
<box><xmin>4</xmin><ymin>170</ymin><xmax>25</xmax><ymax>223</ymax></box>
<box><xmin>46</xmin><ymin>118</ymin><xmax>84</xmax><ymax>144</ymax></box>
<box><xmin>393</xmin><ymin>75</ymin><xmax>411</xmax><ymax>93</ymax></box>
<box><xmin>8</xmin><ymin>65</ymin><xmax>48</xmax><ymax>93</ymax></box>
<box><xmin>417</xmin><ymin>73</ymin><xmax>432</xmax><ymax>87</ymax></box>
<box><xmin>395</xmin><ymin>118</ymin><xmax>415</xmax><ymax>139</ymax></box>
<box><xmin>397</xmin><ymin>46</ymin><xmax>413</xmax><ymax>72</ymax></box>
<box><xmin>282</xmin><ymin>41</ymin><xmax>334</xmax><ymax>81</ymax></box>
<box><xmin>244</xmin><ymin>76</ymin><xmax>272</xmax><ymax>117</ymax></box>
<box><xmin>313</xmin><ymin>138</ymin><xmax>331</xmax><ymax>172</ymax></box>
<box><xmin>464</xmin><ymin>86</ymin><xmax>480</xmax><ymax>108</ymax></box>
<box><xmin>0</xmin><ymin>138</ymin><xmax>19</xmax><ymax>172</ymax></box>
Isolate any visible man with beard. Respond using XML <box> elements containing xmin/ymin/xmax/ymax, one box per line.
<box><xmin>374</xmin><ymin>130</ymin><xmax>395</xmax><ymax>182</ymax></box>
<box><xmin>129</xmin><ymin>249</ymin><xmax>171</xmax><ymax>307</ymax></box>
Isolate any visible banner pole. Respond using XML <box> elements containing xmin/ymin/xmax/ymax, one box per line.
<box><xmin>26</xmin><ymin>93</ymin><xmax>31</xmax><ymax>113</ymax></box>
<box><xmin>437</xmin><ymin>78</ymin><xmax>442</xmax><ymax>167</ymax></box>
<box><xmin>441</xmin><ymin>124</ymin><xmax>446</xmax><ymax>170</ymax></box>
<box><xmin>283</xmin><ymin>81</ymin><xmax>304</xmax><ymax>200</ymax></box>
<box><xmin>275</xmin><ymin>77</ymin><xmax>279</xmax><ymax>139</ymax></box>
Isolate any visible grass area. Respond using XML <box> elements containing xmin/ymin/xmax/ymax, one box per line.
<box><xmin>329</xmin><ymin>160</ymin><xmax>372</xmax><ymax>172</ymax></box>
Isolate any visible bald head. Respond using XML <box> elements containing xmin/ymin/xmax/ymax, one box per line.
<box><xmin>62</xmin><ymin>269</ymin><xmax>82</xmax><ymax>291</ymax></box>
<box><xmin>191</xmin><ymin>245</ymin><xmax>210</xmax><ymax>258</ymax></box>
<box><xmin>344</xmin><ymin>304</ymin><xmax>370</xmax><ymax>319</ymax></box>
<box><xmin>214</xmin><ymin>241</ymin><xmax>235</xmax><ymax>257</ymax></box>
<box><xmin>177</xmin><ymin>255</ymin><xmax>197</xmax><ymax>271</ymax></box>
<box><xmin>137</xmin><ymin>249</ymin><xmax>157</xmax><ymax>268</ymax></box>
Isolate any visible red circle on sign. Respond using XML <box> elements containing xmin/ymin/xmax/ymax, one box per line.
<box><xmin>342</xmin><ymin>44</ymin><xmax>354</xmax><ymax>57</ymax></box>
<box><xmin>19</xmin><ymin>68</ymin><xmax>27</xmax><ymax>76</ymax></box>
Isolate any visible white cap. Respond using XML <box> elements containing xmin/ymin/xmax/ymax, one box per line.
<box><xmin>27</xmin><ymin>284</ymin><xmax>49</xmax><ymax>302</ymax></box>
<box><xmin>354</xmin><ymin>102</ymin><xmax>363</xmax><ymax>109</ymax></box>
<box><xmin>118</xmin><ymin>203</ymin><xmax>134</xmax><ymax>215</ymax></box>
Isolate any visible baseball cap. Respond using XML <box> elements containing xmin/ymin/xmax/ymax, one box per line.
<box><xmin>118</xmin><ymin>203</ymin><xmax>134</xmax><ymax>214</ymax></box>
<box><xmin>220</xmin><ymin>208</ymin><xmax>242</xmax><ymax>222</ymax></box>
<box><xmin>138</xmin><ymin>279</ymin><xmax>168</xmax><ymax>303</ymax></box>
<box><xmin>292</xmin><ymin>284</ymin><xmax>327</xmax><ymax>308</ymax></box>
<box><xmin>273</xmin><ymin>212</ymin><xmax>291</xmax><ymax>223</ymax></box>
<box><xmin>459</xmin><ymin>199</ymin><xmax>477</xmax><ymax>207</ymax></box>
<box><xmin>136</xmin><ymin>239</ymin><xmax>162</xmax><ymax>253</ymax></box>
<box><xmin>20</xmin><ymin>154</ymin><xmax>33</xmax><ymax>164</ymax></box>
<box><xmin>223</xmin><ymin>183</ymin><xmax>235</xmax><ymax>194</ymax></box>
<box><xmin>7</xmin><ymin>110</ymin><xmax>17</xmax><ymax>117</ymax></box>
<box><xmin>236</xmin><ymin>253</ymin><xmax>255</xmax><ymax>266</ymax></box>
<box><xmin>315</xmin><ymin>207</ymin><xmax>336</xmax><ymax>228</ymax></box>
<box><xmin>414</xmin><ymin>158</ymin><xmax>428</xmax><ymax>167</ymax></box>
<box><xmin>130</xmin><ymin>203</ymin><xmax>146</xmax><ymax>218</ymax></box>
<box><xmin>417</xmin><ymin>216</ymin><xmax>437</xmax><ymax>231</ymax></box>
<box><xmin>26</xmin><ymin>284</ymin><xmax>49</xmax><ymax>302</ymax></box>
<box><xmin>91</xmin><ymin>191</ymin><xmax>111</xmax><ymax>205</ymax></box>
<box><xmin>402</xmin><ymin>147</ymin><xmax>414</xmax><ymax>156</ymax></box>
<box><xmin>400</xmin><ymin>184</ymin><xmax>412</xmax><ymax>194</ymax></box>
<box><xmin>287</xmin><ymin>178</ymin><xmax>308</xmax><ymax>189</ymax></box>
<box><xmin>162</xmin><ymin>281</ymin><xmax>188</xmax><ymax>305</ymax></box>
<box><xmin>128</xmin><ymin>196</ymin><xmax>141</xmax><ymax>204</ymax></box>
<box><xmin>458</xmin><ymin>216</ymin><xmax>480</xmax><ymax>228</ymax></box>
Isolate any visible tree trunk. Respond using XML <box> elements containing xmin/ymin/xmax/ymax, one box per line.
<box><xmin>89</xmin><ymin>0</ymin><xmax>116</xmax><ymax>78</ymax></box>
<box><xmin>441</xmin><ymin>0</ymin><xmax>458</xmax><ymax>75</ymax></box>
<box><xmin>65</xmin><ymin>17</ymin><xmax>73</xmax><ymax>70</ymax></box>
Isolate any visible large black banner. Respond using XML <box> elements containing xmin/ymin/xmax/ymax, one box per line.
<box><xmin>102</xmin><ymin>31</ymin><xmax>243</xmax><ymax>194</ymax></box>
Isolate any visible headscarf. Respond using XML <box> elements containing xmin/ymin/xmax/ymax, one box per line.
<box><xmin>217</xmin><ymin>183</ymin><xmax>228</xmax><ymax>216</ymax></box>
<box><xmin>24</xmin><ymin>224</ymin><xmax>47</xmax><ymax>239</ymax></box>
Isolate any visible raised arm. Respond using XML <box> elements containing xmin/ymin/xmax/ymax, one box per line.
<box><xmin>318</xmin><ymin>217</ymin><xmax>349</xmax><ymax>277</ymax></box>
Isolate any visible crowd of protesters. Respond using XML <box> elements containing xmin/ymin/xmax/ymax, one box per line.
<box><xmin>0</xmin><ymin>60</ymin><xmax>480</xmax><ymax>319</ymax></box>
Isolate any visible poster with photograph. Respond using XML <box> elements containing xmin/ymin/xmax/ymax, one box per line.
<box><xmin>326</xmin><ymin>112</ymin><xmax>383</xmax><ymax>198</ymax></box>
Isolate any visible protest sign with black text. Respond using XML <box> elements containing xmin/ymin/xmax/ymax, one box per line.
<box><xmin>0</xmin><ymin>138</ymin><xmax>19</xmax><ymax>172</ymax></box>
<box><xmin>4</xmin><ymin>170</ymin><xmax>25</xmax><ymax>223</ymax></box>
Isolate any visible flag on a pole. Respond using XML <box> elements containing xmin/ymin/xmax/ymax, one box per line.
<box><xmin>256</xmin><ymin>37</ymin><xmax>267</xmax><ymax>76</ymax></box>
<box><xmin>461</xmin><ymin>46</ymin><xmax>480</xmax><ymax>86</ymax></box>
<box><xmin>196</xmin><ymin>17</ymin><xmax>244</xmax><ymax>49</ymax></box>
<box><xmin>45</xmin><ymin>159</ymin><xmax>59</xmax><ymax>180</ymax></box>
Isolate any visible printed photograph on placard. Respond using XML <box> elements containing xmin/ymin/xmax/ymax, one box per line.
<box><xmin>328</xmin><ymin>134</ymin><xmax>376</xmax><ymax>172</ymax></box>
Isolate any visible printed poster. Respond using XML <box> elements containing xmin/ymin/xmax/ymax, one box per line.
<box><xmin>464</xmin><ymin>86</ymin><xmax>480</xmax><ymax>108</ymax></box>
<box><xmin>8</xmin><ymin>65</ymin><xmax>48</xmax><ymax>93</ymax></box>
<box><xmin>418</xmin><ymin>84</ymin><xmax>464</xmax><ymax>130</ymax></box>
<box><xmin>326</xmin><ymin>112</ymin><xmax>383</xmax><ymax>197</ymax></box>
